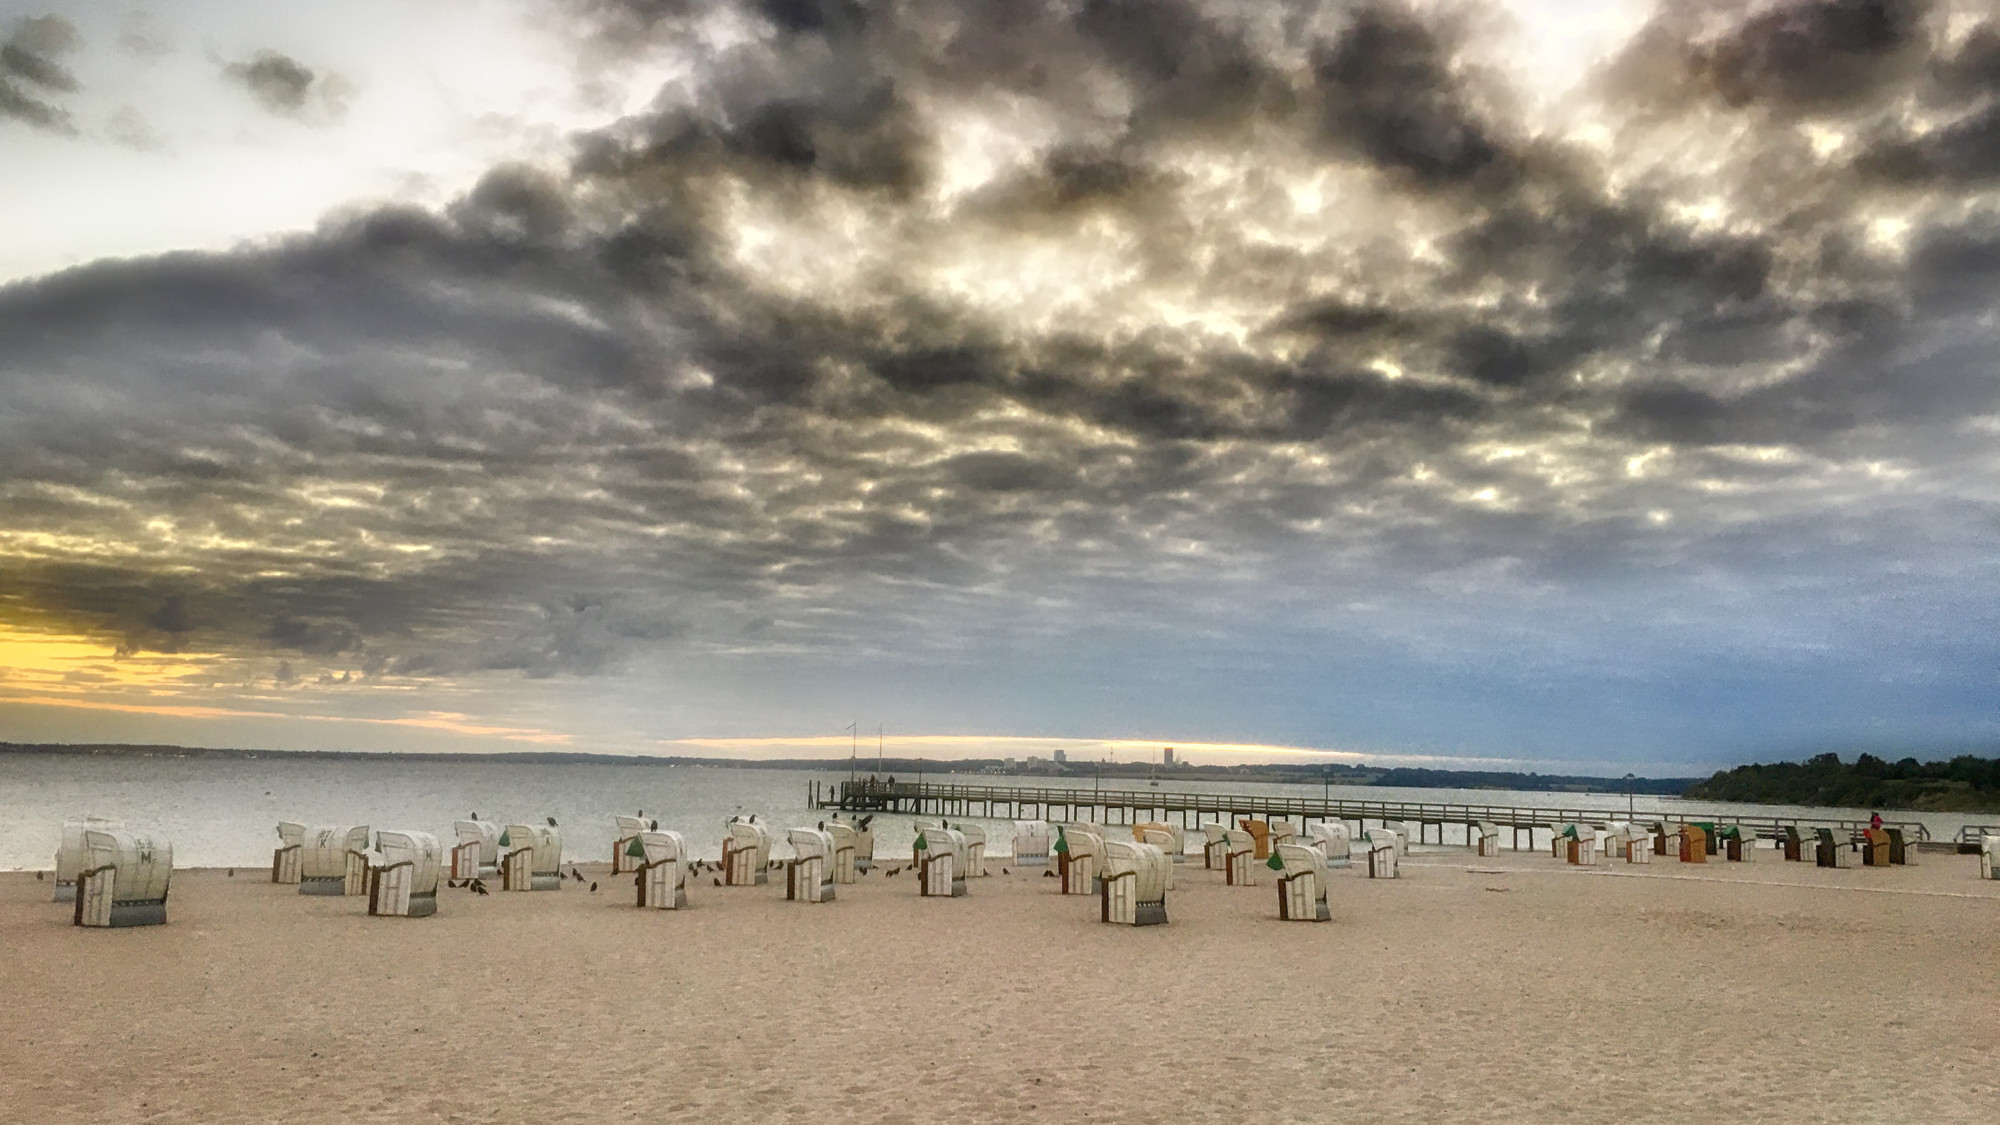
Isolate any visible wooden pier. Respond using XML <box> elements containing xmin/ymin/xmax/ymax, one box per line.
<box><xmin>807</xmin><ymin>778</ymin><xmax>1932</xmax><ymax>849</ymax></box>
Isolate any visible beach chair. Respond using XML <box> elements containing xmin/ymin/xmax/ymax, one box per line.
<box><xmin>1222</xmin><ymin>828</ymin><xmax>1257</xmax><ymax>886</ymax></box>
<box><xmin>272</xmin><ymin>821</ymin><xmax>305</xmax><ymax>884</ymax></box>
<box><xmin>917</xmin><ymin>827</ymin><xmax>967</xmax><ymax>898</ymax></box>
<box><xmin>786</xmin><ymin>827</ymin><xmax>837</xmax><ymax>902</ymax></box>
<box><xmin>826</xmin><ymin>821</ymin><xmax>860</xmax><ymax>884</ymax></box>
<box><xmin>1603</xmin><ymin>823</ymin><xmax>1633</xmax><ymax>860</ymax></box>
<box><xmin>452</xmin><ymin>819</ymin><xmax>499</xmax><ymax>881</ymax></box>
<box><xmin>72</xmin><ymin>829</ymin><xmax>171</xmax><ymax>928</ymax></box>
<box><xmin>1274</xmin><ymin>842</ymin><xmax>1332</xmax><ymax>922</ymax></box>
<box><xmin>1565</xmin><ymin>828</ymin><xmax>1599</xmax><ymax>866</ymax></box>
<box><xmin>634</xmin><ymin>830</ymin><xmax>689</xmax><ymax>909</ymax></box>
<box><xmin>368</xmin><ymin>831</ymin><xmax>441</xmax><ymax>918</ymax></box>
<box><xmin>1366</xmin><ymin>829</ymin><xmax>1399</xmax><ymax>878</ymax></box>
<box><xmin>54</xmin><ymin>817</ymin><xmax>122</xmax><ymax>903</ymax></box>
<box><xmin>1551</xmin><ymin>825</ymin><xmax>1574</xmax><ymax>860</ymax></box>
<box><xmin>1781</xmin><ymin>825</ymin><xmax>1805</xmax><ymax>862</ymax></box>
<box><xmin>502</xmin><ymin>824</ymin><xmax>563</xmax><ymax>891</ymax></box>
<box><xmin>831</xmin><ymin>814</ymin><xmax>875</xmax><ymax>874</ymax></box>
<box><xmin>1653</xmin><ymin>822</ymin><xmax>1674</xmax><ymax>857</ymax></box>
<box><xmin>1012</xmin><ymin>820</ymin><xmax>1052</xmax><ymax>866</ymax></box>
<box><xmin>1471</xmin><ymin>821</ymin><xmax>1500</xmax><ymax>858</ymax></box>
<box><xmin>1308</xmin><ymin>821</ymin><xmax>1353</xmax><ymax>866</ymax></box>
<box><xmin>1814</xmin><ymin>828</ymin><xmax>1851</xmax><ymax>868</ymax></box>
<box><xmin>1269</xmin><ymin>820</ymin><xmax>1300</xmax><ymax>850</ymax></box>
<box><xmin>1678</xmin><ymin>824</ymin><xmax>1707</xmax><ymax>864</ymax></box>
<box><xmin>959</xmin><ymin>822</ymin><xmax>988</xmax><ymax>877</ymax></box>
<box><xmin>1624</xmin><ymin>824</ymin><xmax>1653</xmax><ymax>864</ymax></box>
<box><xmin>1134</xmin><ymin>822</ymin><xmax>1187</xmax><ymax>863</ymax></box>
<box><xmin>1100</xmin><ymin>839</ymin><xmax>1169</xmax><ymax>925</ymax></box>
<box><xmin>1723</xmin><ymin>826</ymin><xmax>1758</xmax><ymax>863</ymax></box>
<box><xmin>301</xmin><ymin>826</ymin><xmax>371</xmax><ymax>895</ymax></box>
<box><xmin>723</xmin><ymin>819</ymin><xmax>772</xmax><ymax>886</ymax></box>
<box><xmin>1240</xmin><ymin>819</ymin><xmax>1274</xmax><ymax>860</ymax></box>
<box><xmin>1386</xmin><ymin>821</ymin><xmax>1417</xmax><ymax>849</ymax></box>
<box><xmin>612</xmin><ymin>815</ymin><xmax>649</xmax><ymax>873</ymax></box>
<box><xmin>1884</xmin><ymin>827</ymin><xmax>1915</xmax><ymax>866</ymax></box>
<box><xmin>1201</xmin><ymin>823</ymin><xmax>1229</xmax><ymax>869</ymax></box>
<box><xmin>1055</xmin><ymin>824</ymin><xmax>1104</xmax><ymax>895</ymax></box>
<box><xmin>1138</xmin><ymin>827</ymin><xmax>1178</xmax><ymax>890</ymax></box>
<box><xmin>1981</xmin><ymin>835</ymin><xmax>1999</xmax><ymax>880</ymax></box>
<box><xmin>1861</xmin><ymin>829</ymin><xmax>1893</xmax><ymax>867</ymax></box>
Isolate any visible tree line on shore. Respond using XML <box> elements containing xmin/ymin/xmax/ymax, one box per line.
<box><xmin>1686</xmin><ymin>753</ymin><xmax>2000</xmax><ymax>813</ymax></box>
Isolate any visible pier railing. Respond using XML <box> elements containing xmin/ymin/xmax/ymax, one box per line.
<box><xmin>808</xmin><ymin>778</ymin><xmax>1931</xmax><ymax>846</ymax></box>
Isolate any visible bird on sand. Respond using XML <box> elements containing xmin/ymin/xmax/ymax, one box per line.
<box><xmin>547</xmin><ymin>816</ymin><xmax>558</xmax><ymax>827</ymax></box>
<box><xmin>570</xmin><ymin>867</ymin><xmax>585</xmax><ymax>882</ymax></box>
<box><xmin>1043</xmin><ymin>870</ymin><xmax>1057</xmax><ymax>878</ymax></box>
<box><xmin>36</xmin><ymin>871</ymin><xmax>44</xmax><ymax>881</ymax></box>
<box><xmin>227</xmin><ymin>869</ymin><xmax>235</xmax><ymax>877</ymax></box>
<box><xmin>589</xmin><ymin>882</ymin><xmax>598</xmax><ymax>893</ymax></box>
<box><xmin>1002</xmin><ymin>868</ymin><xmax>1010</xmax><ymax>876</ymax></box>
<box><xmin>713</xmin><ymin>877</ymin><xmax>722</xmax><ymax>887</ymax></box>
<box><xmin>471</xmin><ymin>878</ymin><xmax>490</xmax><ymax>895</ymax></box>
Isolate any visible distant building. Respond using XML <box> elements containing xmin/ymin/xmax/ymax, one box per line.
<box><xmin>1163</xmin><ymin>747</ymin><xmax>1175</xmax><ymax>766</ymax></box>
<box><xmin>1053</xmin><ymin>748</ymin><xmax>1067</xmax><ymax>764</ymax></box>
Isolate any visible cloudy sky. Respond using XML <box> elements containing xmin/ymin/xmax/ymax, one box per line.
<box><xmin>2</xmin><ymin>0</ymin><xmax>1997</xmax><ymax>773</ymax></box>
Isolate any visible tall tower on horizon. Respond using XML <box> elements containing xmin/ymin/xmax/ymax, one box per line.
<box><xmin>1163</xmin><ymin>746</ymin><xmax>1175</xmax><ymax>766</ymax></box>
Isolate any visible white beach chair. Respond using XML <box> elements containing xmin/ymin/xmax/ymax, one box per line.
<box><xmin>828</xmin><ymin>813</ymin><xmax>875</xmax><ymax>873</ymax></box>
<box><xmin>723</xmin><ymin>818</ymin><xmax>772</xmax><ymax>886</ymax></box>
<box><xmin>452</xmin><ymin>819</ymin><xmax>499</xmax><ymax>881</ymax></box>
<box><xmin>73</xmin><ymin>829</ymin><xmax>171</xmax><ymax>928</ymax></box>
<box><xmin>786</xmin><ymin>827</ymin><xmax>837</xmax><ymax>902</ymax></box>
<box><xmin>272</xmin><ymin>821</ymin><xmax>305</xmax><ymax>884</ymax></box>
<box><xmin>1471</xmin><ymin>821</ymin><xmax>1501</xmax><ymax>858</ymax></box>
<box><xmin>1134</xmin><ymin>822</ymin><xmax>1186</xmax><ymax>864</ymax></box>
<box><xmin>1201</xmin><ymin>823</ymin><xmax>1229</xmax><ymax>869</ymax></box>
<box><xmin>1981</xmin><ymin>835</ymin><xmax>1999</xmax><ymax>880</ymax></box>
<box><xmin>958</xmin><ymin>822</ymin><xmax>988</xmax><ymax>877</ymax></box>
<box><xmin>1138</xmin><ymin>827</ymin><xmax>1178</xmax><ymax>890</ymax></box>
<box><xmin>502</xmin><ymin>824</ymin><xmax>563</xmax><ymax>891</ymax></box>
<box><xmin>54</xmin><ymin>817</ymin><xmax>122</xmax><ymax>902</ymax></box>
<box><xmin>1274</xmin><ymin>841</ymin><xmax>1332</xmax><ymax>922</ymax></box>
<box><xmin>1222</xmin><ymin>828</ymin><xmax>1257</xmax><ymax>887</ymax></box>
<box><xmin>1269</xmin><ymin>820</ymin><xmax>1300</xmax><ymax>850</ymax></box>
<box><xmin>918</xmin><ymin>827</ymin><xmax>967</xmax><ymax>897</ymax></box>
<box><xmin>1055</xmin><ymin>824</ymin><xmax>1103</xmax><ymax>895</ymax></box>
<box><xmin>1725</xmin><ymin>826</ymin><xmax>1759</xmax><ymax>862</ymax></box>
<box><xmin>634</xmin><ymin>830</ymin><xmax>689</xmax><ymax>909</ymax></box>
<box><xmin>1308</xmin><ymin>821</ymin><xmax>1353</xmax><ymax>867</ymax></box>
<box><xmin>1366</xmin><ymin>829</ymin><xmax>1400</xmax><ymax>878</ymax></box>
<box><xmin>825</xmin><ymin>821</ymin><xmax>860</xmax><ymax>884</ymax></box>
<box><xmin>1626</xmin><ymin>824</ymin><xmax>1653</xmax><ymax>864</ymax></box>
<box><xmin>612</xmin><ymin>815</ymin><xmax>649</xmax><ymax>873</ymax></box>
<box><xmin>1012</xmin><ymin>820</ymin><xmax>1052</xmax><ymax>866</ymax></box>
<box><xmin>301</xmin><ymin>826</ymin><xmax>371</xmax><ymax>895</ymax></box>
<box><xmin>1385</xmin><ymin>821</ymin><xmax>1415</xmax><ymax>851</ymax></box>
<box><xmin>1100</xmin><ymin>839</ymin><xmax>1169</xmax><ymax>925</ymax></box>
<box><xmin>368</xmin><ymin>831</ymin><xmax>441</xmax><ymax>918</ymax></box>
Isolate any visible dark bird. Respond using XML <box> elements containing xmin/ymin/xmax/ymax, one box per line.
<box><xmin>1043</xmin><ymin>870</ymin><xmax>1056</xmax><ymax>878</ymax></box>
<box><xmin>713</xmin><ymin>877</ymin><xmax>722</xmax><ymax>887</ymax></box>
<box><xmin>886</xmin><ymin>867</ymin><xmax>900</xmax><ymax>878</ymax></box>
<box><xmin>748</xmin><ymin>813</ymin><xmax>757</xmax><ymax>824</ymax></box>
<box><xmin>36</xmin><ymin>871</ymin><xmax>44</xmax><ymax>881</ymax></box>
<box><xmin>637</xmin><ymin>810</ymin><xmax>643</xmax><ymax>818</ymax></box>
<box><xmin>570</xmin><ymin>867</ymin><xmax>584</xmax><ymax>882</ymax></box>
<box><xmin>859</xmin><ymin>815</ymin><xmax>874</xmax><ymax>829</ymax></box>
<box><xmin>547</xmin><ymin>817</ymin><xmax>558</xmax><ymax>827</ymax></box>
<box><xmin>589</xmin><ymin>881</ymin><xmax>598</xmax><ymax>893</ymax></box>
<box><xmin>470</xmin><ymin>812</ymin><xmax>477</xmax><ymax>821</ymax></box>
<box><xmin>817</xmin><ymin>821</ymin><xmax>824</xmax><ymax>831</ymax></box>
<box><xmin>472</xmin><ymin>879</ymin><xmax>490</xmax><ymax>896</ymax></box>
<box><xmin>650</xmin><ymin>820</ymin><xmax>658</xmax><ymax>831</ymax></box>
<box><xmin>227</xmin><ymin>869</ymin><xmax>235</xmax><ymax>877</ymax></box>
<box><xmin>1002</xmin><ymin>868</ymin><xmax>1010</xmax><ymax>876</ymax></box>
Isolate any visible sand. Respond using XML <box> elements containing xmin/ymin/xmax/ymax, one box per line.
<box><xmin>4</xmin><ymin>845</ymin><xmax>1998</xmax><ymax>1123</ymax></box>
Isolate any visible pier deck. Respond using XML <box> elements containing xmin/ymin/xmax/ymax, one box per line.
<box><xmin>808</xmin><ymin>778</ymin><xmax>1931</xmax><ymax>849</ymax></box>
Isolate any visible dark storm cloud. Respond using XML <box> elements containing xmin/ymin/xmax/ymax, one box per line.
<box><xmin>0</xmin><ymin>13</ymin><xmax>81</xmax><ymax>132</ymax></box>
<box><xmin>4</xmin><ymin>0</ymin><xmax>2000</xmax><ymax>759</ymax></box>
<box><xmin>223</xmin><ymin>49</ymin><xmax>350</xmax><ymax>121</ymax></box>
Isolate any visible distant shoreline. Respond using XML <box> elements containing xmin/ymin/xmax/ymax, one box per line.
<box><xmin>0</xmin><ymin>741</ymin><xmax>1700</xmax><ymax>796</ymax></box>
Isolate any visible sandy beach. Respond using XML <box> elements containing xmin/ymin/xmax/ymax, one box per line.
<box><xmin>5</xmin><ymin>846</ymin><xmax>1998</xmax><ymax>1123</ymax></box>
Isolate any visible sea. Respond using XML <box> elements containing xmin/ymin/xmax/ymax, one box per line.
<box><xmin>0</xmin><ymin>751</ymin><xmax>1983</xmax><ymax>869</ymax></box>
